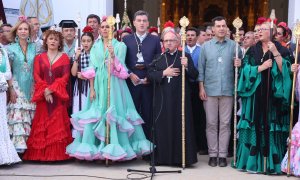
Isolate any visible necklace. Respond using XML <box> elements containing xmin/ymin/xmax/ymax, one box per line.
<box><xmin>20</xmin><ymin>43</ymin><xmax>30</xmax><ymax>72</ymax></box>
<box><xmin>165</xmin><ymin>50</ymin><xmax>179</xmax><ymax>83</ymax></box>
<box><xmin>217</xmin><ymin>42</ymin><xmax>225</xmax><ymax>63</ymax></box>
<box><xmin>260</xmin><ymin>51</ymin><xmax>267</xmax><ymax>63</ymax></box>
<box><xmin>47</xmin><ymin>52</ymin><xmax>59</xmax><ymax>77</ymax></box>
<box><xmin>133</xmin><ymin>33</ymin><xmax>147</xmax><ymax>65</ymax></box>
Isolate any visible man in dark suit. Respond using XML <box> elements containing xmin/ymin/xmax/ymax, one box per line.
<box><xmin>123</xmin><ymin>10</ymin><xmax>161</xmax><ymax>139</ymax></box>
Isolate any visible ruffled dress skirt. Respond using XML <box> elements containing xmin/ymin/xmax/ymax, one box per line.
<box><xmin>7</xmin><ymin>79</ymin><xmax>35</xmax><ymax>153</ymax></box>
<box><xmin>235</xmin><ymin>114</ymin><xmax>288</xmax><ymax>174</ymax></box>
<box><xmin>0</xmin><ymin>91</ymin><xmax>21</xmax><ymax>165</ymax></box>
<box><xmin>281</xmin><ymin>121</ymin><xmax>300</xmax><ymax>176</ymax></box>
<box><xmin>67</xmin><ymin>76</ymin><xmax>152</xmax><ymax>161</ymax></box>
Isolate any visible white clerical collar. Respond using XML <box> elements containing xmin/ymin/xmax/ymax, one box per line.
<box><xmin>187</xmin><ymin>45</ymin><xmax>197</xmax><ymax>53</ymax></box>
<box><xmin>169</xmin><ymin>49</ymin><xmax>178</xmax><ymax>55</ymax></box>
<box><xmin>136</xmin><ymin>32</ymin><xmax>147</xmax><ymax>42</ymax></box>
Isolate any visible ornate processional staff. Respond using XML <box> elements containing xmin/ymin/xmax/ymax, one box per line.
<box><xmin>116</xmin><ymin>13</ymin><xmax>120</xmax><ymax>30</ymax></box>
<box><xmin>105</xmin><ymin>15</ymin><xmax>116</xmax><ymax>166</ymax></box>
<box><xmin>232</xmin><ymin>17</ymin><xmax>243</xmax><ymax>168</ymax></box>
<box><xmin>287</xmin><ymin>21</ymin><xmax>300</xmax><ymax>177</ymax></box>
<box><xmin>179</xmin><ymin>16</ymin><xmax>189</xmax><ymax>169</ymax></box>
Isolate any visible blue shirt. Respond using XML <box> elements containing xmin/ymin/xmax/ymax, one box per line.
<box><xmin>64</xmin><ymin>40</ymin><xmax>76</xmax><ymax>58</ymax></box>
<box><xmin>185</xmin><ymin>45</ymin><xmax>201</xmax><ymax>68</ymax></box>
<box><xmin>198</xmin><ymin>37</ymin><xmax>241</xmax><ymax>96</ymax></box>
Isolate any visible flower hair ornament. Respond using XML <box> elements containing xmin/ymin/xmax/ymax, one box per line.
<box><xmin>149</xmin><ymin>26</ymin><xmax>158</xmax><ymax>34</ymax></box>
<box><xmin>82</xmin><ymin>26</ymin><xmax>93</xmax><ymax>33</ymax></box>
<box><xmin>18</xmin><ymin>15</ymin><xmax>28</xmax><ymax>22</ymax></box>
<box><xmin>49</xmin><ymin>24</ymin><xmax>60</xmax><ymax>32</ymax></box>
<box><xmin>101</xmin><ymin>16</ymin><xmax>107</xmax><ymax>22</ymax></box>
<box><xmin>164</xmin><ymin>20</ymin><xmax>175</xmax><ymax>28</ymax></box>
<box><xmin>256</xmin><ymin>17</ymin><xmax>267</xmax><ymax>25</ymax></box>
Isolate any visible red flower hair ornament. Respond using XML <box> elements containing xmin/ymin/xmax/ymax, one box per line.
<box><xmin>164</xmin><ymin>20</ymin><xmax>175</xmax><ymax>28</ymax></box>
<box><xmin>149</xmin><ymin>26</ymin><xmax>158</xmax><ymax>34</ymax></box>
<box><xmin>82</xmin><ymin>26</ymin><xmax>93</xmax><ymax>33</ymax></box>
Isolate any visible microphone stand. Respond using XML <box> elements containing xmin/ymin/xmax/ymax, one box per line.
<box><xmin>127</xmin><ymin>54</ymin><xmax>181</xmax><ymax>180</ymax></box>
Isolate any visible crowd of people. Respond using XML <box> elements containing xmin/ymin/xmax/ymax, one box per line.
<box><xmin>0</xmin><ymin>9</ymin><xmax>300</xmax><ymax>177</ymax></box>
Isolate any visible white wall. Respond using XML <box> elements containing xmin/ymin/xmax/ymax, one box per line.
<box><xmin>3</xmin><ymin>0</ymin><xmax>113</xmax><ymax>29</ymax></box>
<box><xmin>52</xmin><ymin>0</ymin><xmax>113</xmax><ymax>29</ymax></box>
<box><xmin>288</xmin><ymin>0</ymin><xmax>300</xmax><ymax>29</ymax></box>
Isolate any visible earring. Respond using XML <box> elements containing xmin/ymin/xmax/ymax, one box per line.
<box><xmin>15</xmin><ymin>36</ymin><xmax>19</xmax><ymax>42</ymax></box>
<box><xmin>27</xmin><ymin>37</ymin><xmax>31</xmax><ymax>43</ymax></box>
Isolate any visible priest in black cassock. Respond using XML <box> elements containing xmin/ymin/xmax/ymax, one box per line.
<box><xmin>147</xmin><ymin>28</ymin><xmax>198</xmax><ymax>166</ymax></box>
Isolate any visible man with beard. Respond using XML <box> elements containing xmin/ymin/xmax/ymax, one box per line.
<box><xmin>199</xmin><ymin>16</ymin><xmax>241</xmax><ymax>167</ymax></box>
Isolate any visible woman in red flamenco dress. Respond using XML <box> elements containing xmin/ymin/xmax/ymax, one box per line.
<box><xmin>23</xmin><ymin>30</ymin><xmax>72</xmax><ymax>161</ymax></box>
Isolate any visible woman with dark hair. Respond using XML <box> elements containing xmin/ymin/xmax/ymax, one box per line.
<box><xmin>6</xmin><ymin>16</ymin><xmax>40</xmax><ymax>154</ymax></box>
<box><xmin>23</xmin><ymin>30</ymin><xmax>72</xmax><ymax>161</ymax></box>
<box><xmin>71</xmin><ymin>26</ymin><xmax>94</xmax><ymax>115</ymax></box>
<box><xmin>276</xmin><ymin>25</ymin><xmax>287</xmax><ymax>47</ymax></box>
<box><xmin>235</xmin><ymin>21</ymin><xmax>291</xmax><ymax>174</ymax></box>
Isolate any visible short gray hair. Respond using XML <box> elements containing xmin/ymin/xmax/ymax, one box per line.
<box><xmin>161</xmin><ymin>27</ymin><xmax>179</xmax><ymax>41</ymax></box>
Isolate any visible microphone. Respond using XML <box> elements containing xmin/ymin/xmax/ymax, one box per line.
<box><xmin>162</xmin><ymin>48</ymin><xmax>170</xmax><ymax>55</ymax></box>
<box><xmin>149</xmin><ymin>48</ymin><xmax>170</xmax><ymax>67</ymax></box>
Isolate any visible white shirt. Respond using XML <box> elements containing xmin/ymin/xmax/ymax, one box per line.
<box><xmin>187</xmin><ymin>45</ymin><xmax>197</xmax><ymax>54</ymax></box>
<box><xmin>136</xmin><ymin>32</ymin><xmax>147</xmax><ymax>42</ymax></box>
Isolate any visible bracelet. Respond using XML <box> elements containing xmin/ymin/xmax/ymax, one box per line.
<box><xmin>274</xmin><ymin>54</ymin><xmax>281</xmax><ymax>58</ymax></box>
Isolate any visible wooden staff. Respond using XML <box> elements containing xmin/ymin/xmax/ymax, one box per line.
<box><xmin>157</xmin><ymin>17</ymin><xmax>161</xmax><ymax>34</ymax></box>
<box><xmin>232</xmin><ymin>17</ymin><xmax>243</xmax><ymax>168</ymax></box>
<box><xmin>179</xmin><ymin>16</ymin><xmax>189</xmax><ymax>169</ymax></box>
<box><xmin>106</xmin><ymin>15</ymin><xmax>116</xmax><ymax>166</ymax></box>
<box><xmin>76</xmin><ymin>13</ymin><xmax>82</xmax><ymax>110</ymax></box>
<box><xmin>287</xmin><ymin>22</ymin><xmax>300</xmax><ymax>176</ymax></box>
<box><xmin>263</xmin><ymin>9</ymin><xmax>275</xmax><ymax>174</ymax></box>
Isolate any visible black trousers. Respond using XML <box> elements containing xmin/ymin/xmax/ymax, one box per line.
<box><xmin>190</xmin><ymin>82</ymin><xmax>207</xmax><ymax>152</ymax></box>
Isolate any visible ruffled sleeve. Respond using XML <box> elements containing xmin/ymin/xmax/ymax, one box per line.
<box><xmin>0</xmin><ymin>49</ymin><xmax>12</xmax><ymax>80</ymax></box>
<box><xmin>81</xmin><ymin>67</ymin><xmax>96</xmax><ymax>79</ymax></box>
<box><xmin>48</xmin><ymin>55</ymin><xmax>70</xmax><ymax>101</ymax></box>
<box><xmin>110</xmin><ymin>57</ymin><xmax>129</xmax><ymax>79</ymax></box>
<box><xmin>6</xmin><ymin>45</ymin><xmax>15</xmax><ymax>62</ymax></box>
<box><xmin>237</xmin><ymin>54</ymin><xmax>261</xmax><ymax>97</ymax></box>
<box><xmin>271</xmin><ymin>56</ymin><xmax>291</xmax><ymax>105</ymax></box>
<box><xmin>32</xmin><ymin>54</ymin><xmax>48</xmax><ymax>102</ymax></box>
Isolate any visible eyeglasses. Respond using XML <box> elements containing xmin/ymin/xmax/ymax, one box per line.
<box><xmin>257</xmin><ymin>28</ymin><xmax>270</xmax><ymax>32</ymax></box>
<box><xmin>244</xmin><ymin>36</ymin><xmax>252</xmax><ymax>40</ymax></box>
<box><xmin>163</xmin><ymin>39</ymin><xmax>177</xmax><ymax>43</ymax></box>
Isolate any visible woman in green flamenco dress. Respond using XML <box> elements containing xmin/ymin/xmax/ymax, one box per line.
<box><xmin>235</xmin><ymin>21</ymin><xmax>292</xmax><ymax>174</ymax></box>
<box><xmin>66</xmin><ymin>17</ymin><xmax>152</xmax><ymax>161</ymax></box>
